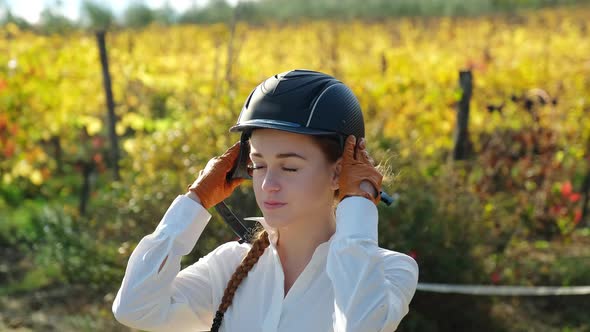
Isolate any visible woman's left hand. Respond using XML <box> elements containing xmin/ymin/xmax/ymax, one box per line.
<box><xmin>338</xmin><ymin>135</ymin><xmax>383</xmax><ymax>205</ymax></box>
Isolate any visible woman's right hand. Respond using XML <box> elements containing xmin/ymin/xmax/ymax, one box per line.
<box><xmin>186</xmin><ymin>142</ymin><xmax>245</xmax><ymax>209</ymax></box>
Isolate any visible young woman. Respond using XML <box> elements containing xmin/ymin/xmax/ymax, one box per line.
<box><xmin>112</xmin><ymin>69</ymin><xmax>419</xmax><ymax>332</ymax></box>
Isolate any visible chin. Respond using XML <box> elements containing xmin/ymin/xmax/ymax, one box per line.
<box><xmin>261</xmin><ymin>212</ymin><xmax>295</xmax><ymax>229</ymax></box>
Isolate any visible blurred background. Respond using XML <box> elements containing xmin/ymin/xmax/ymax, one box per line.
<box><xmin>1</xmin><ymin>0</ymin><xmax>590</xmax><ymax>331</ymax></box>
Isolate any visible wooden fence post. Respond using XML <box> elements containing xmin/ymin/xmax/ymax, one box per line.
<box><xmin>79</xmin><ymin>160</ymin><xmax>93</xmax><ymax>216</ymax></box>
<box><xmin>453</xmin><ymin>70</ymin><xmax>474</xmax><ymax>161</ymax></box>
<box><xmin>96</xmin><ymin>30</ymin><xmax>120</xmax><ymax>181</ymax></box>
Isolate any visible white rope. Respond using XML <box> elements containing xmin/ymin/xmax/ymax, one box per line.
<box><xmin>417</xmin><ymin>283</ymin><xmax>590</xmax><ymax>296</ymax></box>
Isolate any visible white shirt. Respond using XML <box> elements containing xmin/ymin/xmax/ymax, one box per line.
<box><xmin>112</xmin><ymin>194</ymin><xmax>419</xmax><ymax>332</ymax></box>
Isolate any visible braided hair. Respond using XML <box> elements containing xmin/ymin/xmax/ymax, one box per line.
<box><xmin>210</xmin><ymin>228</ymin><xmax>270</xmax><ymax>331</ymax></box>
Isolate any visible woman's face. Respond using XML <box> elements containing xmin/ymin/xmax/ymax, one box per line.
<box><xmin>249</xmin><ymin>129</ymin><xmax>340</xmax><ymax>229</ymax></box>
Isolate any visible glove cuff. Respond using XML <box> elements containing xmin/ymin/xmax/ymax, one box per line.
<box><xmin>339</xmin><ymin>190</ymin><xmax>380</xmax><ymax>205</ymax></box>
<box><xmin>187</xmin><ymin>183</ymin><xmax>212</xmax><ymax>209</ymax></box>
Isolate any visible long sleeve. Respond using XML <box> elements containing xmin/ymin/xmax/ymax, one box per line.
<box><xmin>112</xmin><ymin>194</ymin><xmax>218</xmax><ymax>331</ymax></box>
<box><xmin>326</xmin><ymin>196</ymin><xmax>419</xmax><ymax>332</ymax></box>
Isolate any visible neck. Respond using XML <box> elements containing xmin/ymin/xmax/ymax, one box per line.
<box><xmin>275</xmin><ymin>212</ymin><xmax>336</xmax><ymax>274</ymax></box>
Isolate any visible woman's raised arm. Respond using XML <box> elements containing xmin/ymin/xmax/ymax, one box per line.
<box><xmin>327</xmin><ymin>196</ymin><xmax>419</xmax><ymax>332</ymax></box>
<box><xmin>112</xmin><ymin>194</ymin><xmax>248</xmax><ymax>332</ymax></box>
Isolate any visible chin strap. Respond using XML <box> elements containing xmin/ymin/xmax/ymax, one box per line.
<box><xmin>214</xmin><ymin>201</ymin><xmax>258</xmax><ymax>244</ymax></box>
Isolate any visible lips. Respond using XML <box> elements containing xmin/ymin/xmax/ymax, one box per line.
<box><xmin>263</xmin><ymin>201</ymin><xmax>287</xmax><ymax>210</ymax></box>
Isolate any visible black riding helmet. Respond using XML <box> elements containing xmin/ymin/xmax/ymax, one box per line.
<box><xmin>219</xmin><ymin>70</ymin><xmax>391</xmax><ymax>247</ymax></box>
<box><xmin>228</xmin><ymin>69</ymin><xmax>365</xmax><ymax>180</ymax></box>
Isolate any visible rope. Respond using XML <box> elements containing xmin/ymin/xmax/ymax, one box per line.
<box><xmin>417</xmin><ymin>283</ymin><xmax>590</xmax><ymax>296</ymax></box>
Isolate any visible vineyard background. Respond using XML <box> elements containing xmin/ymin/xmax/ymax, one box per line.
<box><xmin>1</xmin><ymin>2</ymin><xmax>590</xmax><ymax>331</ymax></box>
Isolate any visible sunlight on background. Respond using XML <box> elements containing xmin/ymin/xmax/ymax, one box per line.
<box><xmin>1</xmin><ymin>0</ymin><xmax>590</xmax><ymax>331</ymax></box>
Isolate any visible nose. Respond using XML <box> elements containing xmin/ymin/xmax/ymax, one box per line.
<box><xmin>261</xmin><ymin>169</ymin><xmax>281</xmax><ymax>193</ymax></box>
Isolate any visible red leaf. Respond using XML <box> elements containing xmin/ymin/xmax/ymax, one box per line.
<box><xmin>93</xmin><ymin>153</ymin><xmax>103</xmax><ymax>163</ymax></box>
<box><xmin>490</xmin><ymin>271</ymin><xmax>501</xmax><ymax>284</ymax></box>
<box><xmin>574</xmin><ymin>210</ymin><xmax>582</xmax><ymax>225</ymax></box>
<box><xmin>561</xmin><ymin>181</ymin><xmax>572</xmax><ymax>197</ymax></box>
<box><xmin>569</xmin><ymin>193</ymin><xmax>581</xmax><ymax>203</ymax></box>
<box><xmin>92</xmin><ymin>137</ymin><xmax>104</xmax><ymax>149</ymax></box>
<box><xmin>551</xmin><ymin>204</ymin><xmax>566</xmax><ymax>215</ymax></box>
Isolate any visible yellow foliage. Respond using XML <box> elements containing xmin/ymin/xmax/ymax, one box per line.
<box><xmin>1</xmin><ymin>6</ymin><xmax>589</xmax><ymax>186</ymax></box>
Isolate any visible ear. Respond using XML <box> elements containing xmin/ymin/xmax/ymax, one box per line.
<box><xmin>330</xmin><ymin>157</ymin><xmax>343</xmax><ymax>191</ymax></box>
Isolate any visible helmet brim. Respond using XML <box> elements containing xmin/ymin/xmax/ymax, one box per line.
<box><xmin>229</xmin><ymin>119</ymin><xmax>338</xmax><ymax>136</ymax></box>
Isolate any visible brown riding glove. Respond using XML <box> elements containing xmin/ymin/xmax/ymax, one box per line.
<box><xmin>187</xmin><ymin>142</ymin><xmax>245</xmax><ymax>209</ymax></box>
<box><xmin>338</xmin><ymin>135</ymin><xmax>383</xmax><ymax>205</ymax></box>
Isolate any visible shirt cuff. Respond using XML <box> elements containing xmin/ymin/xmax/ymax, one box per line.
<box><xmin>153</xmin><ymin>194</ymin><xmax>212</xmax><ymax>256</ymax></box>
<box><xmin>335</xmin><ymin>196</ymin><xmax>378</xmax><ymax>242</ymax></box>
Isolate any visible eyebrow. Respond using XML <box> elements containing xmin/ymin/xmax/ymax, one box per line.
<box><xmin>250</xmin><ymin>152</ymin><xmax>307</xmax><ymax>160</ymax></box>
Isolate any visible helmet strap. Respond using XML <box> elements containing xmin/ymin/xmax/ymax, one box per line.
<box><xmin>231</xmin><ymin>132</ymin><xmax>253</xmax><ymax>180</ymax></box>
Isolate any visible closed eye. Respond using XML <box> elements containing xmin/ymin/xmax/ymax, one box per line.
<box><xmin>247</xmin><ymin>165</ymin><xmax>298</xmax><ymax>172</ymax></box>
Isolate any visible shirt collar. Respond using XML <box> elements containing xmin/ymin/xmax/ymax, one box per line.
<box><xmin>244</xmin><ymin>217</ymin><xmax>335</xmax><ymax>260</ymax></box>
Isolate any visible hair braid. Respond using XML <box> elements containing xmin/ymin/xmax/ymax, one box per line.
<box><xmin>210</xmin><ymin>229</ymin><xmax>270</xmax><ymax>332</ymax></box>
